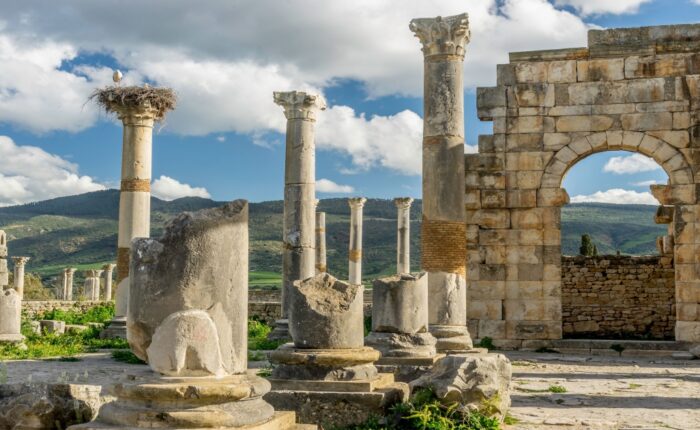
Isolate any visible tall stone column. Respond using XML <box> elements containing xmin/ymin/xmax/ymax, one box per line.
<box><xmin>269</xmin><ymin>91</ymin><xmax>326</xmax><ymax>341</ymax></box>
<box><xmin>11</xmin><ymin>257</ymin><xmax>29</xmax><ymax>299</ymax></box>
<box><xmin>102</xmin><ymin>263</ymin><xmax>116</xmax><ymax>301</ymax></box>
<box><xmin>84</xmin><ymin>270</ymin><xmax>100</xmax><ymax>301</ymax></box>
<box><xmin>410</xmin><ymin>13</ymin><xmax>473</xmax><ymax>352</ymax></box>
<box><xmin>394</xmin><ymin>198</ymin><xmax>413</xmax><ymax>274</ymax></box>
<box><xmin>55</xmin><ymin>270</ymin><xmax>67</xmax><ymax>300</ymax></box>
<box><xmin>65</xmin><ymin>268</ymin><xmax>76</xmax><ymax>301</ymax></box>
<box><xmin>348</xmin><ymin>197</ymin><xmax>366</xmax><ymax>286</ymax></box>
<box><xmin>0</xmin><ymin>231</ymin><xmax>7</xmax><ymax>289</ymax></box>
<box><xmin>93</xmin><ymin>84</ymin><xmax>175</xmax><ymax>339</ymax></box>
<box><xmin>315</xmin><ymin>211</ymin><xmax>327</xmax><ymax>274</ymax></box>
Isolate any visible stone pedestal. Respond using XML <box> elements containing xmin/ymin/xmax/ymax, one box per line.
<box><xmin>72</xmin><ymin>200</ymin><xmax>307</xmax><ymax>430</ymax></box>
<box><xmin>268</xmin><ymin>273</ymin><xmax>408</xmax><ymax>428</ymax></box>
<box><xmin>365</xmin><ymin>273</ymin><xmax>442</xmax><ymax>382</ymax></box>
<box><xmin>410</xmin><ymin>14</ymin><xmax>473</xmax><ymax>353</ymax></box>
<box><xmin>11</xmin><ymin>256</ymin><xmax>29</xmax><ymax>299</ymax></box>
<box><xmin>0</xmin><ymin>289</ymin><xmax>24</xmax><ymax>345</ymax></box>
<box><xmin>270</xmin><ymin>91</ymin><xmax>326</xmax><ymax>342</ymax></box>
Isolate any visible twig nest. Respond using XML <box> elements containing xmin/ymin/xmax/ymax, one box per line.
<box><xmin>90</xmin><ymin>85</ymin><xmax>176</xmax><ymax>121</ymax></box>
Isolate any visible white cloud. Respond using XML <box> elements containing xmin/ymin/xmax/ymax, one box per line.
<box><xmin>631</xmin><ymin>179</ymin><xmax>660</xmax><ymax>187</ymax></box>
<box><xmin>216</xmin><ymin>136</ymin><xmax>226</xmax><ymax>142</ymax></box>
<box><xmin>0</xmin><ymin>136</ymin><xmax>105</xmax><ymax>206</ymax></box>
<box><xmin>316</xmin><ymin>179</ymin><xmax>355</xmax><ymax>194</ymax></box>
<box><xmin>570</xmin><ymin>188</ymin><xmax>659</xmax><ymax>205</ymax></box>
<box><xmin>554</xmin><ymin>0</ymin><xmax>651</xmax><ymax>16</ymax></box>
<box><xmin>603</xmin><ymin>153</ymin><xmax>661</xmax><ymax>175</ymax></box>
<box><xmin>151</xmin><ymin>176</ymin><xmax>211</xmax><ymax>201</ymax></box>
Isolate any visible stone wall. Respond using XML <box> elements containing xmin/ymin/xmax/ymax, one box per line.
<box><xmin>22</xmin><ymin>301</ymin><xmax>109</xmax><ymax>319</ymax></box>
<box><xmin>561</xmin><ymin>255</ymin><xmax>675</xmax><ymax>339</ymax></box>
<box><xmin>469</xmin><ymin>24</ymin><xmax>700</xmax><ymax>343</ymax></box>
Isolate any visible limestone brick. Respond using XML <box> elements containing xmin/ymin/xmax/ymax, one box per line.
<box><xmin>577</xmin><ymin>58</ymin><xmax>625</xmax><ymax>81</ymax></box>
<box><xmin>621</xmin><ymin>112</ymin><xmax>673</xmax><ymax>131</ymax></box>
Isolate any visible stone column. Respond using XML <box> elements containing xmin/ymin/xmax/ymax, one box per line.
<box><xmin>55</xmin><ymin>270</ymin><xmax>67</xmax><ymax>300</ymax></box>
<box><xmin>410</xmin><ymin>13</ymin><xmax>473</xmax><ymax>352</ymax></box>
<box><xmin>269</xmin><ymin>91</ymin><xmax>326</xmax><ymax>341</ymax></box>
<box><xmin>102</xmin><ymin>263</ymin><xmax>116</xmax><ymax>301</ymax></box>
<box><xmin>394</xmin><ymin>198</ymin><xmax>413</xmax><ymax>274</ymax></box>
<box><xmin>83</xmin><ymin>270</ymin><xmax>99</xmax><ymax>301</ymax></box>
<box><xmin>11</xmin><ymin>257</ymin><xmax>29</xmax><ymax>299</ymax></box>
<box><xmin>93</xmin><ymin>85</ymin><xmax>175</xmax><ymax>339</ymax></box>
<box><xmin>65</xmin><ymin>268</ymin><xmax>76</xmax><ymax>301</ymax></box>
<box><xmin>0</xmin><ymin>231</ymin><xmax>7</xmax><ymax>289</ymax></box>
<box><xmin>0</xmin><ymin>289</ymin><xmax>24</xmax><ymax>345</ymax></box>
<box><xmin>348</xmin><ymin>197</ymin><xmax>366</xmax><ymax>286</ymax></box>
<box><xmin>315</xmin><ymin>211</ymin><xmax>327</xmax><ymax>274</ymax></box>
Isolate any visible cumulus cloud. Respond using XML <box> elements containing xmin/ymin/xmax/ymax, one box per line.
<box><xmin>570</xmin><ymin>188</ymin><xmax>659</xmax><ymax>205</ymax></box>
<box><xmin>603</xmin><ymin>153</ymin><xmax>661</xmax><ymax>175</ymax></box>
<box><xmin>554</xmin><ymin>0</ymin><xmax>651</xmax><ymax>16</ymax></box>
<box><xmin>0</xmin><ymin>136</ymin><xmax>105</xmax><ymax>206</ymax></box>
<box><xmin>316</xmin><ymin>179</ymin><xmax>355</xmax><ymax>194</ymax></box>
<box><xmin>151</xmin><ymin>176</ymin><xmax>211</xmax><ymax>201</ymax></box>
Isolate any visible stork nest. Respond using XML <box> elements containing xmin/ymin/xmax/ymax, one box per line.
<box><xmin>90</xmin><ymin>85</ymin><xmax>177</xmax><ymax>121</ymax></box>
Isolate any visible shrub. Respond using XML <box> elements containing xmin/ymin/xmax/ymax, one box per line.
<box><xmin>478</xmin><ymin>337</ymin><xmax>495</xmax><ymax>350</ymax></box>
<box><xmin>36</xmin><ymin>303</ymin><xmax>114</xmax><ymax>325</ymax></box>
<box><xmin>248</xmin><ymin>319</ymin><xmax>283</xmax><ymax>351</ymax></box>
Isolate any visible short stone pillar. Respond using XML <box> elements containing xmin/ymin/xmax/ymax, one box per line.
<box><xmin>71</xmin><ymin>200</ymin><xmax>305</xmax><ymax>430</ymax></box>
<box><xmin>266</xmin><ymin>273</ymin><xmax>408</xmax><ymax>427</ymax></box>
<box><xmin>65</xmin><ymin>268</ymin><xmax>76</xmax><ymax>301</ymax></box>
<box><xmin>83</xmin><ymin>269</ymin><xmax>102</xmax><ymax>301</ymax></box>
<box><xmin>394</xmin><ymin>198</ymin><xmax>413</xmax><ymax>274</ymax></box>
<box><xmin>92</xmin><ymin>85</ymin><xmax>176</xmax><ymax>339</ymax></box>
<box><xmin>0</xmin><ymin>230</ymin><xmax>7</xmax><ymax>288</ymax></box>
<box><xmin>348</xmin><ymin>197</ymin><xmax>366</xmax><ymax>285</ymax></box>
<box><xmin>0</xmin><ymin>289</ymin><xmax>24</xmax><ymax>345</ymax></box>
<box><xmin>11</xmin><ymin>257</ymin><xmax>29</xmax><ymax>299</ymax></box>
<box><xmin>102</xmin><ymin>263</ymin><xmax>116</xmax><ymax>300</ymax></box>
<box><xmin>410</xmin><ymin>13</ymin><xmax>473</xmax><ymax>352</ymax></box>
<box><xmin>315</xmin><ymin>211</ymin><xmax>327</xmax><ymax>273</ymax></box>
<box><xmin>269</xmin><ymin>91</ymin><xmax>326</xmax><ymax>341</ymax></box>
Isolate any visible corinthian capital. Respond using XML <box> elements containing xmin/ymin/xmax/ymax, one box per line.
<box><xmin>273</xmin><ymin>91</ymin><xmax>327</xmax><ymax>121</ymax></box>
<box><xmin>409</xmin><ymin>13</ymin><xmax>470</xmax><ymax>58</ymax></box>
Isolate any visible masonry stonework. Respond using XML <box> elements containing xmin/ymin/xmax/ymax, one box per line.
<box><xmin>470</xmin><ymin>24</ymin><xmax>700</xmax><ymax>344</ymax></box>
<box><xmin>561</xmin><ymin>255</ymin><xmax>675</xmax><ymax>339</ymax></box>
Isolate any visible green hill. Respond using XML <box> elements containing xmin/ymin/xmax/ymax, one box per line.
<box><xmin>0</xmin><ymin>191</ymin><xmax>665</xmax><ymax>287</ymax></box>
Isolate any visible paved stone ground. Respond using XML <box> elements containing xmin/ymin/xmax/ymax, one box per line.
<box><xmin>1</xmin><ymin>351</ymin><xmax>698</xmax><ymax>430</ymax></box>
<box><xmin>503</xmin><ymin>351</ymin><xmax>700</xmax><ymax>430</ymax></box>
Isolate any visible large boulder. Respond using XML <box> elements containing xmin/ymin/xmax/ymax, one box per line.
<box><xmin>409</xmin><ymin>354</ymin><xmax>512</xmax><ymax>420</ymax></box>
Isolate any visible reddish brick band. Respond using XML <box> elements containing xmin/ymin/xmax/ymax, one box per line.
<box><xmin>421</xmin><ymin>219</ymin><xmax>467</xmax><ymax>276</ymax></box>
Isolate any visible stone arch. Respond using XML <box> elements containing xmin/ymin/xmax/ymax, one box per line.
<box><xmin>541</xmin><ymin>131</ymin><xmax>694</xmax><ymax>189</ymax></box>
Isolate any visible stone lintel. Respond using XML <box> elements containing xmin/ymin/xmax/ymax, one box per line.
<box><xmin>589</xmin><ymin>24</ymin><xmax>700</xmax><ymax>55</ymax></box>
<box><xmin>509</xmin><ymin>47</ymin><xmax>588</xmax><ymax>63</ymax></box>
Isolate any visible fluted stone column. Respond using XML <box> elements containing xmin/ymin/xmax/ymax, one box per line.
<box><xmin>410</xmin><ymin>13</ymin><xmax>473</xmax><ymax>352</ymax></box>
<box><xmin>394</xmin><ymin>198</ymin><xmax>413</xmax><ymax>274</ymax></box>
<box><xmin>316</xmin><ymin>211</ymin><xmax>327</xmax><ymax>274</ymax></box>
<box><xmin>0</xmin><ymin>231</ymin><xmax>7</xmax><ymax>289</ymax></box>
<box><xmin>11</xmin><ymin>257</ymin><xmax>29</xmax><ymax>299</ymax></box>
<box><xmin>102</xmin><ymin>263</ymin><xmax>116</xmax><ymax>301</ymax></box>
<box><xmin>83</xmin><ymin>270</ymin><xmax>102</xmax><ymax>301</ymax></box>
<box><xmin>269</xmin><ymin>91</ymin><xmax>326</xmax><ymax>341</ymax></box>
<box><xmin>348</xmin><ymin>198</ymin><xmax>366</xmax><ymax>286</ymax></box>
<box><xmin>65</xmin><ymin>268</ymin><xmax>76</xmax><ymax>301</ymax></box>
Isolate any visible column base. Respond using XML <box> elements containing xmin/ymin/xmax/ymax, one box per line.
<box><xmin>101</xmin><ymin>317</ymin><xmax>127</xmax><ymax>339</ymax></box>
<box><xmin>375</xmin><ymin>354</ymin><xmax>446</xmax><ymax>383</ymax></box>
<box><xmin>67</xmin><ymin>373</ymin><xmax>311</xmax><ymax>429</ymax></box>
<box><xmin>267</xmin><ymin>319</ymin><xmax>291</xmax><ymax>341</ymax></box>
<box><xmin>0</xmin><ymin>333</ymin><xmax>26</xmax><ymax>350</ymax></box>
<box><xmin>364</xmin><ymin>331</ymin><xmax>437</xmax><ymax>359</ymax></box>
<box><xmin>430</xmin><ymin>324</ymin><xmax>473</xmax><ymax>353</ymax></box>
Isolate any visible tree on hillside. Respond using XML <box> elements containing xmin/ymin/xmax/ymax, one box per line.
<box><xmin>579</xmin><ymin>234</ymin><xmax>597</xmax><ymax>256</ymax></box>
<box><xmin>7</xmin><ymin>272</ymin><xmax>55</xmax><ymax>300</ymax></box>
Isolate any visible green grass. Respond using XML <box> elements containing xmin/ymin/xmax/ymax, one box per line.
<box><xmin>249</xmin><ymin>271</ymin><xmax>282</xmax><ymax>287</ymax></box>
<box><xmin>338</xmin><ymin>388</ymin><xmax>501</xmax><ymax>430</ymax></box>
<box><xmin>0</xmin><ymin>325</ymin><xmax>127</xmax><ymax>360</ymax></box>
<box><xmin>548</xmin><ymin>385</ymin><xmax>567</xmax><ymax>393</ymax></box>
<box><xmin>111</xmin><ymin>349</ymin><xmax>146</xmax><ymax>365</ymax></box>
<box><xmin>248</xmin><ymin>319</ymin><xmax>284</xmax><ymax>351</ymax></box>
<box><xmin>36</xmin><ymin>302</ymin><xmax>115</xmax><ymax>325</ymax></box>
<box><xmin>503</xmin><ymin>414</ymin><xmax>519</xmax><ymax>425</ymax></box>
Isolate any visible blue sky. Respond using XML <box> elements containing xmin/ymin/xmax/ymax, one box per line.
<box><xmin>0</xmin><ymin>0</ymin><xmax>697</xmax><ymax>206</ymax></box>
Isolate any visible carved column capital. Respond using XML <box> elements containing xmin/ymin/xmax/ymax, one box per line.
<box><xmin>273</xmin><ymin>91</ymin><xmax>326</xmax><ymax>121</ymax></box>
<box><xmin>348</xmin><ymin>197</ymin><xmax>367</xmax><ymax>209</ymax></box>
<box><xmin>11</xmin><ymin>256</ymin><xmax>30</xmax><ymax>267</ymax></box>
<box><xmin>409</xmin><ymin>13</ymin><xmax>470</xmax><ymax>58</ymax></box>
<box><xmin>393</xmin><ymin>197</ymin><xmax>414</xmax><ymax>209</ymax></box>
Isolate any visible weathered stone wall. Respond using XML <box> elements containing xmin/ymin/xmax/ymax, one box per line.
<box><xmin>22</xmin><ymin>301</ymin><xmax>109</xmax><ymax>319</ymax></box>
<box><xmin>561</xmin><ymin>255</ymin><xmax>675</xmax><ymax>339</ymax></box>
<box><xmin>469</xmin><ymin>24</ymin><xmax>700</xmax><ymax>344</ymax></box>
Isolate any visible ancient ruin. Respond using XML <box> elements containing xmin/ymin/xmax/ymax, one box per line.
<box><xmin>11</xmin><ymin>257</ymin><xmax>29</xmax><ymax>299</ymax></box>
<box><xmin>0</xmin><ymin>231</ymin><xmax>7</xmax><ymax>289</ymax></box>
<box><xmin>83</xmin><ymin>270</ymin><xmax>102</xmax><ymax>301</ymax></box>
<box><xmin>315</xmin><ymin>210</ymin><xmax>326</xmax><ymax>274</ymax></box>
<box><xmin>410</xmin><ymin>13</ymin><xmax>474</xmax><ymax>353</ymax></box>
<box><xmin>348</xmin><ymin>197</ymin><xmax>366</xmax><ymax>286</ymax></box>
<box><xmin>102</xmin><ymin>263</ymin><xmax>116</xmax><ymax>301</ymax></box>
<box><xmin>0</xmin><ymin>234</ymin><xmax>23</xmax><ymax>346</ymax></box>
<box><xmin>269</xmin><ymin>91</ymin><xmax>326</xmax><ymax>341</ymax></box>
<box><xmin>394</xmin><ymin>197</ymin><xmax>414</xmax><ymax>274</ymax></box>
<box><xmin>471</xmin><ymin>23</ymin><xmax>700</xmax><ymax>345</ymax></box>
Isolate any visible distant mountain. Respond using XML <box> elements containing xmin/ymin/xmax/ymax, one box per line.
<box><xmin>0</xmin><ymin>191</ymin><xmax>665</xmax><ymax>285</ymax></box>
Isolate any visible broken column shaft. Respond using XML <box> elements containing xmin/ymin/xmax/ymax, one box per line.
<box><xmin>394</xmin><ymin>198</ymin><xmax>413</xmax><ymax>274</ymax></box>
<box><xmin>11</xmin><ymin>257</ymin><xmax>29</xmax><ymax>299</ymax></box>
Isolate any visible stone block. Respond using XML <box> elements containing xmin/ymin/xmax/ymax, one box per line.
<box><xmin>512</xmin><ymin>84</ymin><xmax>554</xmax><ymax>107</ymax></box>
<box><xmin>468</xmin><ymin>299</ymin><xmax>503</xmax><ymax>320</ymax></box>
<box><xmin>538</xmin><ymin>188</ymin><xmax>570</xmax><ymax>207</ymax></box>
<box><xmin>507</xmin><ymin>190</ymin><xmax>537</xmax><ymax>208</ymax></box>
<box><xmin>515</xmin><ymin>62</ymin><xmax>548</xmax><ymax>83</ymax></box>
<box><xmin>482</xmin><ymin>246</ymin><xmax>507</xmax><ymax>265</ymax></box>
<box><xmin>625</xmin><ymin>53</ymin><xmax>700</xmax><ymax>78</ymax></box>
<box><xmin>506</xmin><ymin>245</ymin><xmax>543</xmax><ymax>265</ymax></box>
<box><xmin>481</xmin><ymin>190</ymin><xmax>506</xmax><ymax>208</ymax></box>
<box><xmin>506</xmin><ymin>320</ymin><xmax>562</xmax><ymax>340</ymax></box>
<box><xmin>676</xmin><ymin>321</ymin><xmax>700</xmax><ymax>342</ymax></box>
<box><xmin>547</xmin><ymin>60</ymin><xmax>577</xmax><ymax>83</ymax></box>
<box><xmin>505</xmin><ymin>281</ymin><xmax>544</xmax><ymax>299</ymax></box>
<box><xmin>477</xmin><ymin>87</ymin><xmax>506</xmax><ymax>120</ymax></box>
<box><xmin>506</xmin><ymin>133</ymin><xmax>543</xmax><ymax>152</ymax></box>
<box><xmin>577</xmin><ymin>58</ymin><xmax>625</xmax><ymax>81</ymax></box>
<box><xmin>518</xmin><ymin>229</ymin><xmax>544</xmax><ymax>246</ymax></box>
<box><xmin>516</xmin><ymin>171</ymin><xmax>543</xmax><ymax>189</ymax></box>
<box><xmin>40</xmin><ymin>320</ymin><xmax>65</xmax><ymax>335</ymax></box>
<box><xmin>477</xmin><ymin>320</ymin><xmax>506</xmax><ymax>339</ymax></box>
<box><xmin>371</xmin><ymin>273</ymin><xmax>428</xmax><ymax>335</ymax></box>
<box><xmin>477</xmin><ymin>209</ymin><xmax>510</xmax><ymax>229</ymax></box>
<box><xmin>543</xmin><ymin>132</ymin><xmax>571</xmax><ymax>151</ymax></box>
<box><xmin>648</xmin><ymin>130</ymin><xmax>690</xmax><ymax>148</ymax></box>
<box><xmin>621</xmin><ymin>112</ymin><xmax>673</xmax><ymax>131</ymax></box>
<box><xmin>497</xmin><ymin>64</ymin><xmax>516</xmax><ymax>85</ymax></box>
<box><xmin>556</xmin><ymin>115</ymin><xmax>614</xmax><ymax>132</ymax></box>
<box><xmin>674</xmin><ymin>112</ymin><xmax>691</xmax><ymax>129</ymax></box>
<box><xmin>468</xmin><ymin>281</ymin><xmax>505</xmax><ymax>300</ymax></box>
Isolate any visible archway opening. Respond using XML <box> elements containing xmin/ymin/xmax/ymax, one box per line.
<box><xmin>560</xmin><ymin>150</ymin><xmax>675</xmax><ymax>340</ymax></box>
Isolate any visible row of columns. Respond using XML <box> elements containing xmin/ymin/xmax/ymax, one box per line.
<box><xmin>58</xmin><ymin>265</ymin><xmax>115</xmax><ymax>301</ymax></box>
